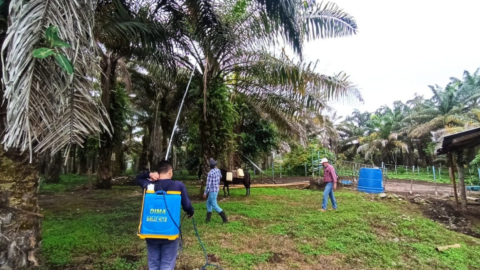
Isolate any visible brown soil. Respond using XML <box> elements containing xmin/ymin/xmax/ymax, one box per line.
<box><xmin>414</xmin><ymin>197</ymin><xmax>480</xmax><ymax>239</ymax></box>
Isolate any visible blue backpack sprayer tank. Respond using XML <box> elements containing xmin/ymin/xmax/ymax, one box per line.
<box><xmin>137</xmin><ymin>185</ymin><xmax>181</xmax><ymax>240</ymax></box>
<box><xmin>137</xmin><ymin>66</ymin><xmax>224</xmax><ymax>269</ymax></box>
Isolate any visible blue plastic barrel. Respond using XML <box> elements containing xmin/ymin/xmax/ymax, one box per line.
<box><xmin>357</xmin><ymin>168</ymin><xmax>384</xmax><ymax>194</ymax></box>
<box><xmin>467</xmin><ymin>186</ymin><xmax>480</xmax><ymax>191</ymax></box>
<box><xmin>341</xmin><ymin>180</ymin><xmax>352</xmax><ymax>186</ymax></box>
<box><xmin>138</xmin><ymin>190</ymin><xmax>181</xmax><ymax>240</ymax></box>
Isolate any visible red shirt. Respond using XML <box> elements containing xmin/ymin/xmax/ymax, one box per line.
<box><xmin>323</xmin><ymin>164</ymin><xmax>337</xmax><ymax>183</ymax></box>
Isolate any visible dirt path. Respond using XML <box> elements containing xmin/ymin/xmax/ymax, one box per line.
<box><xmin>253</xmin><ymin>176</ymin><xmax>455</xmax><ymax>195</ymax></box>
<box><xmin>385</xmin><ymin>179</ymin><xmax>453</xmax><ymax>195</ymax></box>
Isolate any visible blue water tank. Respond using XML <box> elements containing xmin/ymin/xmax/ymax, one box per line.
<box><xmin>357</xmin><ymin>168</ymin><xmax>384</xmax><ymax>194</ymax></box>
<box><xmin>138</xmin><ymin>190</ymin><xmax>181</xmax><ymax>240</ymax></box>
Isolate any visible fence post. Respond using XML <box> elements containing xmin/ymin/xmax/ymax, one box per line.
<box><xmin>395</xmin><ymin>165</ymin><xmax>397</xmax><ymax>175</ymax></box>
<box><xmin>410</xmin><ymin>166</ymin><xmax>414</xmax><ymax>194</ymax></box>
<box><xmin>433</xmin><ymin>166</ymin><xmax>438</xmax><ymax>196</ymax></box>
<box><xmin>317</xmin><ymin>151</ymin><xmax>320</xmax><ymax>177</ymax></box>
<box><xmin>478</xmin><ymin>168</ymin><xmax>480</xmax><ymax>184</ymax></box>
<box><xmin>311</xmin><ymin>148</ymin><xmax>314</xmax><ymax>177</ymax></box>
<box><xmin>272</xmin><ymin>153</ymin><xmax>275</xmax><ymax>182</ymax></box>
<box><xmin>417</xmin><ymin>166</ymin><xmax>419</xmax><ymax>175</ymax></box>
<box><xmin>279</xmin><ymin>154</ymin><xmax>282</xmax><ymax>178</ymax></box>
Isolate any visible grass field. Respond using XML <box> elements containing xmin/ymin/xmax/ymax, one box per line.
<box><xmin>40</xmin><ymin>175</ymin><xmax>480</xmax><ymax>270</ymax></box>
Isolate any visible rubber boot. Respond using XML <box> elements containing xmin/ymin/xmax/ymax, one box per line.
<box><xmin>205</xmin><ymin>212</ymin><xmax>212</xmax><ymax>223</ymax></box>
<box><xmin>218</xmin><ymin>211</ymin><xmax>228</xmax><ymax>224</ymax></box>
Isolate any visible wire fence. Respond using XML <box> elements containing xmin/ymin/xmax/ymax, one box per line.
<box><xmin>252</xmin><ymin>158</ymin><xmax>480</xmax><ymax>186</ymax></box>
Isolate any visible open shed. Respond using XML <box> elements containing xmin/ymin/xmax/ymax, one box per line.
<box><xmin>436</xmin><ymin>127</ymin><xmax>480</xmax><ymax>210</ymax></box>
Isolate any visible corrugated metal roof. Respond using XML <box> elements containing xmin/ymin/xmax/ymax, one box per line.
<box><xmin>436</xmin><ymin>127</ymin><xmax>480</xmax><ymax>155</ymax></box>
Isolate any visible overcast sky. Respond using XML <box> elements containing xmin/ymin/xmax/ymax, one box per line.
<box><xmin>303</xmin><ymin>0</ymin><xmax>480</xmax><ymax>118</ymax></box>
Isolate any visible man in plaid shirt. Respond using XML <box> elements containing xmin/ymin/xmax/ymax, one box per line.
<box><xmin>203</xmin><ymin>158</ymin><xmax>228</xmax><ymax>223</ymax></box>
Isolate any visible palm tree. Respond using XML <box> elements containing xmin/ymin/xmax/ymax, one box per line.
<box><xmin>357</xmin><ymin>113</ymin><xmax>409</xmax><ymax>165</ymax></box>
<box><xmin>129</xmin><ymin>62</ymin><xmax>193</xmax><ymax>169</ymax></box>
<box><xmin>337</xmin><ymin>121</ymin><xmax>366</xmax><ymax>158</ymax></box>
<box><xmin>0</xmin><ymin>0</ymin><xmax>109</xmax><ymax>267</ymax></box>
<box><xmin>452</xmin><ymin>68</ymin><xmax>480</xmax><ymax>108</ymax></box>
<box><xmin>0</xmin><ymin>0</ymin><xmax>177</xmax><ymax>266</ymax></box>
<box><xmin>407</xmin><ymin>83</ymin><xmax>470</xmax><ymax>138</ymax></box>
<box><xmin>94</xmin><ymin>0</ymin><xmax>177</xmax><ymax>188</ymax></box>
<box><xmin>172</xmin><ymin>0</ymin><xmax>358</xmax><ymax>179</ymax></box>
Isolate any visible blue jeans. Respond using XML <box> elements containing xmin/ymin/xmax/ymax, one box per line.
<box><xmin>322</xmin><ymin>182</ymin><xmax>337</xmax><ymax>210</ymax></box>
<box><xmin>146</xmin><ymin>238</ymin><xmax>179</xmax><ymax>270</ymax></box>
<box><xmin>206</xmin><ymin>192</ymin><xmax>223</xmax><ymax>213</ymax></box>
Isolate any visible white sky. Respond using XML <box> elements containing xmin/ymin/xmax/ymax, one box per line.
<box><xmin>303</xmin><ymin>0</ymin><xmax>480</xmax><ymax>117</ymax></box>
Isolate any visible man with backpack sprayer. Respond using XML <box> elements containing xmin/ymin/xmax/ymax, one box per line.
<box><xmin>136</xmin><ymin>160</ymin><xmax>194</xmax><ymax>270</ymax></box>
<box><xmin>320</xmin><ymin>158</ymin><xmax>338</xmax><ymax>212</ymax></box>
<box><xmin>203</xmin><ymin>158</ymin><xmax>228</xmax><ymax>223</ymax></box>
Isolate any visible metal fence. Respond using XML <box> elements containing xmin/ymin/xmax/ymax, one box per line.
<box><xmin>255</xmin><ymin>158</ymin><xmax>480</xmax><ymax>186</ymax></box>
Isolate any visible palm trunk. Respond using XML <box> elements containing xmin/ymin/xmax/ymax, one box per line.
<box><xmin>90</xmin><ymin>150</ymin><xmax>97</xmax><ymax>174</ymax></box>
<box><xmin>96</xmin><ymin>133</ymin><xmax>113</xmax><ymax>189</ymax></box>
<box><xmin>199</xmin><ymin>117</ymin><xmax>210</xmax><ymax>195</ymax></box>
<box><xmin>455</xmin><ymin>151</ymin><xmax>468</xmax><ymax>212</ymax></box>
<box><xmin>112</xmin><ymin>146</ymin><xmax>125</xmax><ymax>177</ymax></box>
<box><xmin>78</xmin><ymin>140</ymin><xmax>88</xmax><ymax>175</ymax></box>
<box><xmin>41</xmin><ymin>151</ymin><xmax>62</xmax><ymax>183</ymax></box>
<box><xmin>138</xmin><ymin>124</ymin><xmax>150</xmax><ymax>172</ymax></box>
<box><xmin>96</xmin><ymin>53</ymin><xmax>117</xmax><ymax>189</ymax></box>
<box><xmin>71</xmin><ymin>145</ymin><xmax>77</xmax><ymax>174</ymax></box>
<box><xmin>0</xmin><ymin>149</ymin><xmax>41</xmax><ymax>269</ymax></box>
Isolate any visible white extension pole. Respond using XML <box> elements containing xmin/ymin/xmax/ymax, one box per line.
<box><xmin>165</xmin><ymin>66</ymin><xmax>196</xmax><ymax>160</ymax></box>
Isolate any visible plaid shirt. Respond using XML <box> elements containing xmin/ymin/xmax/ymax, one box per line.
<box><xmin>204</xmin><ymin>168</ymin><xmax>221</xmax><ymax>195</ymax></box>
<box><xmin>323</xmin><ymin>164</ymin><xmax>338</xmax><ymax>183</ymax></box>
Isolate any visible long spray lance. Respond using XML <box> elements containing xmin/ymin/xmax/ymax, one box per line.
<box><xmin>165</xmin><ymin>66</ymin><xmax>196</xmax><ymax>161</ymax></box>
<box><xmin>160</xmin><ymin>65</ymin><xmax>225</xmax><ymax>269</ymax></box>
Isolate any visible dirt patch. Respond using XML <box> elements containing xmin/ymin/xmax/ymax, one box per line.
<box><xmin>268</xmin><ymin>253</ymin><xmax>285</xmax><ymax>263</ymax></box>
<box><xmin>416</xmin><ymin>197</ymin><xmax>480</xmax><ymax>239</ymax></box>
<box><xmin>374</xmin><ymin>179</ymin><xmax>480</xmax><ymax>240</ymax></box>
<box><xmin>207</xmin><ymin>253</ymin><xmax>220</xmax><ymax>263</ymax></box>
<box><xmin>120</xmin><ymin>254</ymin><xmax>141</xmax><ymax>263</ymax></box>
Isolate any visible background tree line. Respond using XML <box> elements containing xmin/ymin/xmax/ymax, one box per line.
<box><xmin>336</xmin><ymin>68</ymin><xmax>480</xmax><ymax>169</ymax></box>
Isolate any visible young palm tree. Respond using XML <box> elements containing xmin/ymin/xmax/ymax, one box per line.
<box><xmin>337</xmin><ymin>121</ymin><xmax>367</xmax><ymax>158</ymax></box>
<box><xmin>357</xmin><ymin>113</ymin><xmax>409</xmax><ymax>165</ymax></box>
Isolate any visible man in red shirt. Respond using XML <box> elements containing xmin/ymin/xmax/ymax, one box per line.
<box><xmin>320</xmin><ymin>158</ymin><xmax>337</xmax><ymax>212</ymax></box>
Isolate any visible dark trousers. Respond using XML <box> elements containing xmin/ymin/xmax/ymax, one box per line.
<box><xmin>146</xmin><ymin>238</ymin><xmax>179</xmax><ymax>270</ymax></box>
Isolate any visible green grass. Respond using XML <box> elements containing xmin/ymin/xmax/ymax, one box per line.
<box><xmin>40</xmin><ymin>177</ymin><xmax>480</xmax><ymax>270</ymax></box>
<box><xmin>40</xmin><ymin>174</ymin><xmax>92</xmax><ymax>193</ymax></box>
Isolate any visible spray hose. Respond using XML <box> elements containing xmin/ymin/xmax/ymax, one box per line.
<box><xmin>191</xmin><ymin>215</ymin><xmax>225</xmax><ymax>270</ymax></box>
<box><xmin>158</xmin><ymin>186</ymin><xmax>224</xmax><ymax>269</ymax></box>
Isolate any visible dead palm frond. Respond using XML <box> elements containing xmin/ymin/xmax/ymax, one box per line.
<box><xmin>2</xmin><ymin>0</ymin><xmax>109</xmax><ymax>156</ymax></box>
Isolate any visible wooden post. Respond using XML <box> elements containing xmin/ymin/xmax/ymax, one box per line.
<box><xmin>449</xmin><ymin>152</ymin><xmax>459</xmax><ymax>205</ymax></box>
<box><xmin>455</xmin><ymin>150</ymin><xmax>468</xmax><ymax>212</ymax></box>
<box><xmin>304</xmin><ymin>163</ymin><xmax>307</xmax><ymax>181</ymax></box>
